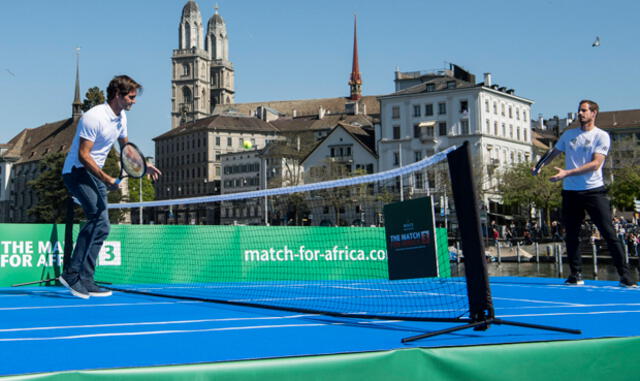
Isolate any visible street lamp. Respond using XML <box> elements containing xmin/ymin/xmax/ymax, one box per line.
<box><xmin>380</xmin><ymin>136</ymin><xmax>412</xmax><ymax>201</ymax></box>
<box><xmin>138</xmin><ymin>177</ymin><xmax>143</xmax><ymax>224</ymax></box>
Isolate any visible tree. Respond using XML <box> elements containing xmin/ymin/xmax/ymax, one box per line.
<box><xmin>82</xmin><ymin>87</ymin><xmax>105</xmax><ymax>112</ymax></box>
<box><xmin>497</xmin><ymin>159</ymin><xmax>562</xmax><ymax>228</ymax></box>
<box><xmin>609</xmin><ymin>165</ymin><xmax>640</xmax><ymax>210</ymax></box>
<box><xmin>127</xmin><ymin>175</ymin><xmax>156</xmax><ymax>203</ymax></box>
<box><xmin>27</xmin><ymin>152</ymin><xmax>84</xmax><ymax>223</ymax></box>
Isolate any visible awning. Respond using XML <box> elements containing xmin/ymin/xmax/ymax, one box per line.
<box><xmin>418</xmin><ymin>121</ymin><xmax>436</xmax><ymax>128</ymax></box>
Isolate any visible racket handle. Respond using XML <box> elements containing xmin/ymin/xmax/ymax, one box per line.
<box><xmin>114</xmin><ymin>178</ymin><xmax>122</xmax><ymax>185</ymax></box>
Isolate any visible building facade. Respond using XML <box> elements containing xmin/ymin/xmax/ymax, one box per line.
<box><xmin>378</xmin><ymin>66</ymin><xmax>534</xmax><ymax>220</ymax></box>
<box><xmin>153</xmin><ymin>114</ymin><xmax>279</xmax><ymax>224</ymax></box>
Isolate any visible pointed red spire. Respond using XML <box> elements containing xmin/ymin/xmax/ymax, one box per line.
<box><xmin>349</xmin><ymin>15</ymin><xmax>362</xmax><ymax>101</ymax></box>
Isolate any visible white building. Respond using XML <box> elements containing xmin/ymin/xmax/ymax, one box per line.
<box><xmin>300</xmin><ymin>122</ymin><xmax>378</xmax><ymax>226</ymax></box>
<box><xmin>377</xmin><ymin>65</ymin><xmax>534</xmax><ymax>214</ymax></box>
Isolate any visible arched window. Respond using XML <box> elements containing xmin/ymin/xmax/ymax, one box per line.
<box><xmin>184</xmin><ymin>22</ymin><xmax>191</xmax><ymax>48</ymax></box>
<box><xmin>182</xmin><ymin>87</ymin><xmax>192</xmax><ymax>103</ymax></box>
<box><xmin>182</xmin><ymin>64</ymin><xmax>190</xmax><ymax>76</ymax></box>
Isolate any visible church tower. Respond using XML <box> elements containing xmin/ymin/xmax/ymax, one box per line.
<box><xmin>171</xmin><ymin>0</ymin><xmax>210</xmax><ymax>128</ymax></box>
<box><xmin>72</xmin><ymin>48</ymin><xmax>83</xmax><ymax>121</ymax></box>
<box><xmin>205</xmin><ymin>5</ymin><xmax>235</xmax><ymax>110</ymax></box>
<box><xmin>348</xmin><ymin>15</ymin><xmax>362</xmax><ymax>101</ymax></box>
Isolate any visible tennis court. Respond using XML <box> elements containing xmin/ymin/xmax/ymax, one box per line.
<box><xmin>2</xmin><ymin>276</ymin><xmax>640</xmax><ymax>379</ymax></box>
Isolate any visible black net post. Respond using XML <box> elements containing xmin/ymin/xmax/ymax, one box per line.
<box><xmin>447</xmin><ymin>141</ymin><xmax>494</xmax><ymax>322</ymax></box>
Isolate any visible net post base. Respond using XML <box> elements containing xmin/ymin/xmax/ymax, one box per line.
<box><xmin>401</xmin><ymin>318</ymin><xmax>581</xmax><ymax>343</ymax></box>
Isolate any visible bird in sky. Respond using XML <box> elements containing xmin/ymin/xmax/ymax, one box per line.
<box><xmin>5</xmin><ymin>69</ymin><xmax>15</xmax><ymax>76</ymax></box>
<box><xmin>592</xmin><ymin>36</ymin><xmax>600</xmax><ymax>47</ymax></box>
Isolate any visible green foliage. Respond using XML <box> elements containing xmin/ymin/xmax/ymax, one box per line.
<box><xmin>27</xmin><ymin>152</ymin><xmax>84</xmax><ymax>223</ymax></box>
<box><xmin>127</xmin><ymin>174</ymin><xmax>156</xmax><ymax>202</ymax></box>
<box><xmin>497</xmin><ymin>158</ymin><xmax>562</xmax><ymax>226</ymax></box>
<box><xmin>609</xmin><ymin>166</ymin><xmax>640</xmax><ymax>210</ymax></box>
<box><xmin>82</xmin><ymin>87</ymin><xmax>105</xmax><ymax>112</ymax></box>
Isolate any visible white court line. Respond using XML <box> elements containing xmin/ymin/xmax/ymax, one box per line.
<box><xmin>0</xmin><ymin>314</ymin><xmax>317</xmax><ymax>333</ymax></box>
<box><xmin>0</xmin><ymin>300</ymin><xmax>200</xmax><ymax>312</ymax></box>
<box><xmin>495</xmin><ymin>303</ymin><xmax>640</xmax><ymax>311</ymax></box>
<box><xmin>0</xmin><ymin>320</ymin><xmax>399</xmax><ymax>342</ymax></box>
<box><xmin>492</xmin><ymin>296</ymin><xmax>583</xmax><ymax>307</ymax></box>
<box><xmin>497</xmin><ymin>309</ymin><xmax>640</xmax><ymax>318</ymax></box>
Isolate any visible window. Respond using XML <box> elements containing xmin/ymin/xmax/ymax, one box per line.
<box><xmin>425</xmin><ymin>104</ymin><xmax>433</xmax><ymax>116</ymax></box>
<box><xmin>438</xmin><ymin>102</ymin><xmax>447</xmax><ymax>115</ymax></box>
<box><xmin>393</xmin><ymin>125</ymin><xmax>400</xmax><ymax>139</ymax></box>
<box><xmin>393</xmin><ymin>152</ymin><xmax>400</xmax><ymax>166</ymax></box>
<box><xmin>485</xmin><ymin>119</ymin><xmax>490</xmax><ymax>134</ymax></box>
<box><xmin>460</xmin><ymin>100</ymin><xmax>468</xmax><ymax>113</ymax></box>
<box><xmin>215</xmin><ymin>136</ymin><xmax>220</xmax><ymax>146</ymax></box>
<box><xmin>415</xmin><ymin>151</ymin><xmax>423</xmax><ymax>162</ymax></box>
<box><xmin>485</xmin><ymin>100</ymin><xmax>490</xmax><ymax>112</ymax></box>
<box><xmin>509</xmin><ymin>106</ymin><xmax>513</xmax><ymax>118</ymax></box>
<box><xmin>426</xmin><ymin>126</ymin><xmax>434</xmax><ymax>137</ymax></box>
<box><xmin>523</xmin><ymin>129</ymin><xmax>528</xmax><ymax>142</ymax></box>
<box><xmin>493</xmin><ymin>102</ymin><xmax>497</xmax><ymax>114</ymax></box>
<box><xmin>413</xmin><ymin>105</ymin><xmax>421</xmax><ymax>117</ymax></box>
<box><xmin>182</xmin><ymin>63</ymin><xmax>190</xmax><ymax>76</ymax></box>
<box><xmin>516</xmin><ymin>127</ymin><xmax>521</xmax><ymax>140</ymax></box>
<box><xmin>446</xmin><ymin>81</ymin><xmax>456</xmax><ymax>89</ymax></box>
<box><xmin>392</xmin><ymin>106</ymin><xmax>400</xmax><ymax>119</ymax></box>
<box><xmin>426</xmin><ymin>83</ymin><xmax>435</xmax><ymax>92</ymax></box>
<box><xmin>413</xmin><ymin>124</ymin><xmax>421</xmax><ymax>138</ymax></box>
<box><xmin>438</xmin><ymin>122</ymin><xmax>447</xmax><ymax>136</ymax></box>
<box><xmin>494</xmin><ymin>121</ymin><xmax>498</xmax><ymax>135</ymax></box>
<box><xmin>501</xmin><ymin>104</ymin><xmax>505</xmax><ymax>116</ymax></box>
<box><xmin>523</xmin><ymin>111</ymin><xmax>528</xmax><ymax>122</ymax></box>
<box><xmin>415</xmin><ymin>173</ymin><xmax>424</xmax><ymax>189</ymax></box>
<box><xmin>516</xmin><ymin>109</ymin><xmax>520</xmax><ymax>120</ymax></box>
<box><xmin>461</xmin><ymin>120</ymin><xmax>470</xmax><ymax>135</ymax></box>
<box><xmin>227</xmin><ymin>137</ymin><xmax>232</xmax><ymax>146</ymax></box>
<box><xmin>501</xmin><ymin>123</ymin><xmax>506</xmax><ymax>136</ymax></box>
<box><xmin>509</xmin><ymin>125</ymin><xmax>513</xmax><ymax>139</ymax></box>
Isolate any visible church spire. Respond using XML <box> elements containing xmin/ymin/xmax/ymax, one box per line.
<box><xmin>348</xmin><ymin>15</ymin><xmax>362</xmax><ymax>101</ymax></box>
<box><xmin>72</xmin><ymin>47</ymin><xmax>82</xmax><ymax>120</ymax></box>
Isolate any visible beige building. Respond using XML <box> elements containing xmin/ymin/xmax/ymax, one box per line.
<box><xmin>153</xmin><ymin>114</ymin><xmax>279</xmax><ymax>224</ymax></box>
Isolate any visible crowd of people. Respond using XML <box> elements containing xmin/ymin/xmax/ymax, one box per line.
<box><xmin>489</xmin><ymin>220</ymin><xmax>559</xmax><ymax>246</ymax></box>
<box><xmin>488</xmin><ymin>217</ymin><xmax>640</xmax><ymax>256</ymax></box>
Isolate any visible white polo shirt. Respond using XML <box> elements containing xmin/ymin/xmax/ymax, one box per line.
<box><xmin>63</xmin><ymin>103</ymin><xmax>127</xmax><ymax>174</ymax></box>
<box><xmin>555</xmin><ymin>126</ymin><xmax>610</xmax><ymax>191</ymax></box>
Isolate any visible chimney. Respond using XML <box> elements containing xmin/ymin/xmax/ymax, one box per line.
<box><xmin>318</xmin><ymin>106</ymin><xmax>325</xmax><ymax>119</ymax></box>
<box><xmin>483</xmin><ymin>73</ymin><xmax>492</xmax><ymax>87</ymax></box>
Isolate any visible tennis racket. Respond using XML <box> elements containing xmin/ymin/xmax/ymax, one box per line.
<box><xmin>115</xmin><ymin>142</ymin><xmax>147</xmax><ymax>185</ymax></box>
<box><xmin>532</xmin><ymin>149</ymin><xmax>554</xmax><ymax>176</ymax></box>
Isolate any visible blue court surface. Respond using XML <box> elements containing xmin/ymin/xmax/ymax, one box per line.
<box><xmin>1</xmin><ymin>276</ymin><xmax>640</xmax><ymax>377</ymax></box>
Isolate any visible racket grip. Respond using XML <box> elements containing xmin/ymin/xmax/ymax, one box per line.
<box><xmin>114</xmin><ymin>178</ymin><xmax>122</xmax><ymax>185</ymax></box>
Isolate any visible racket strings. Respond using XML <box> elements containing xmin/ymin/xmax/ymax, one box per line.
<box><xmin>122</xmin><ymin>146</ymin><xmax>146</xmax><ymax>177</ymax></box>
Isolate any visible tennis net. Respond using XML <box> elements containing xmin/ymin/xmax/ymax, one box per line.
<box><xmin>101</xmin><ymin>145</ymin><xmax>490</xmax><ymax>322</ymax></box>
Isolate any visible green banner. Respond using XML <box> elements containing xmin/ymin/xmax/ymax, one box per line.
<box><xmin>0</xmin><ymin>224</ymin><xmax>450</xmax><ymax>287</ymax></box>
<box><xmin>0</xmin><ymin>224</ymin><xmax>75</xmax><ymax>287</ymax></box>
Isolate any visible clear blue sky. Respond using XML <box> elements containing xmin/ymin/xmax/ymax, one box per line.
<box><xmin>1</xmin><ymin>0</ymin><xmax>639</xmax><ymax>155</ymax></box>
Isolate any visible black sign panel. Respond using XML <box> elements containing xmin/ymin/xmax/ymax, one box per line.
<box><xmin>384</xmin><ymin>197</ymin><xmax>438</xmax><ymax>280</ymax></box>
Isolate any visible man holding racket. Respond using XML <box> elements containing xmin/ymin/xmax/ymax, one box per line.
<box><xmin>61</xmin><ymin>75</ymin><xmax>161</xmax><ymax>299</ymax></box>
<box><xmin>532</xmin><ymin>99</ymin><xmax>636</xmax><ymax>287</ymax></box>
